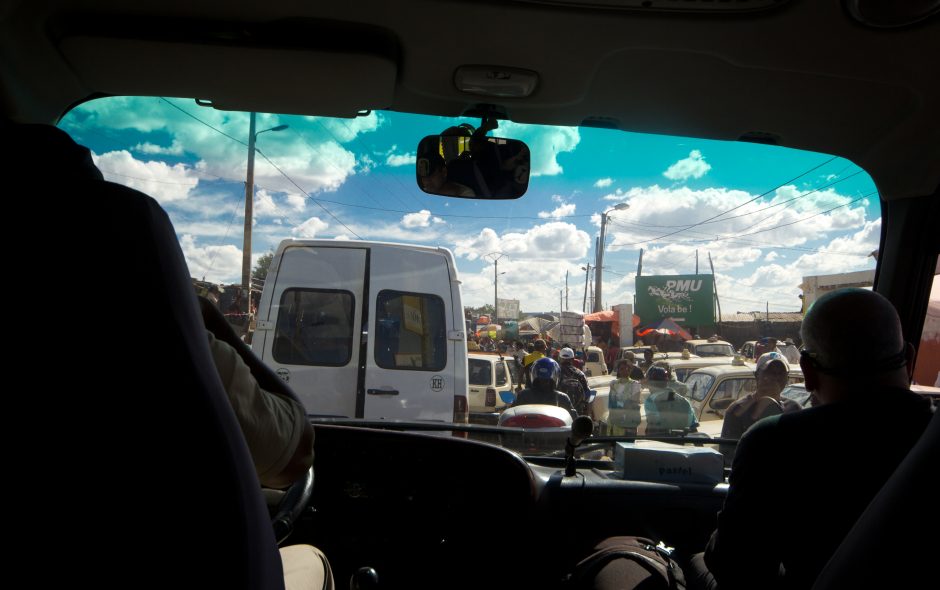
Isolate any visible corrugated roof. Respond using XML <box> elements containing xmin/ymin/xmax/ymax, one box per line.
<box><xmin>720</xmin><ymin>311</ymin><xmax>803</xmax><ymax>323</ymax></box>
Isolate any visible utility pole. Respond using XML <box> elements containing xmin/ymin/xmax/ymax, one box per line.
<box><xmin>241</xmin><ymin>112</ymin><xmax>257</xmax><ymax>299</ymax></box>
<box><xmin>696</xmin><ymin>249</ymin><xmax>699</xmax><ymax>274</ymax></box>
<box><xmin>708</xmin><ymin>252</ymin><xmax>722</xmax><ymax>336</ymax></box>
<box><xmin>565</xmin><ymin>270</ymin><xmax>569</xmax><ymax>311</ymax></box>
<box><xmin>560</xmin><ymin>290</ymin><xmax>563</xmax><ymax>314</ymax></box>
<box><xmin>242</xmin><ymin>113</ymin><xmax>288</xmax><ymax>334</ymax></box>
<box><xmin>484</xmin><ymin>252</ymin><xmax>506</xmax><ymax>322</ymax></box>
<box><xmin>593</xmin><ymin>202</ymin><xmax>629</xmax><ymax>312</ymax></box>
<box><xmin>582</xmin><ymin>264</ymin><xmax>591</xmax><ymax>312</ymax></box>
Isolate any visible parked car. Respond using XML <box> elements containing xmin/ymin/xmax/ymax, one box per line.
<box><xmin>583</xmin><ymin>345</ymin><xmax>608</xmax><ymax>376</ymax></box>
<box><xmin>684</xmin><ymin>339</ymin><xmax>737</xmax><ymax>358</ymax></box>
<box><xmin>662</xmin><ymin>356</ymin><xmax>737</xmax><ymax>383</ymax></box>
<box><xmin>685</xmin><ymin>361</ymin><xmax>805</xmax><ymax>423</ymax></box>
<box><xmin>467</xmin><ymin>352</ymin><xmax>516</xmax><ymax>424</ymax></box>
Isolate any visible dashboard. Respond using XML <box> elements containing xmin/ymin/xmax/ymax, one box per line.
<box><xmin>289</xmin><ymin>424</ymin><xmax>727</xmax><ymax>588</ymax></box>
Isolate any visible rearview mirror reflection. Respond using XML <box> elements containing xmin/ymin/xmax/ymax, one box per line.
<box><xmin>416</xmin><ymin>134</ymin><xmax>529</xmax><ymax>199</ymax></box>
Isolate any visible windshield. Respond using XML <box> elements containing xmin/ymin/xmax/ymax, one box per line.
<box><xmin>686</xmin><ymin>373</ymin><xmax>716</xmax><ymax>402</ymax></box>
<box><xmin>58</xmin><ymin>96</ymin><xmax>882</xmax><ymax>457</ymax></box>
<box><xmin>695</xmin><ymin>344</ymin><xmax>736</xmax><ymax>357</ymax></box>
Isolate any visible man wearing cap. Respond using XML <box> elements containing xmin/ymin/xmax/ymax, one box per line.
<box><xmin>693</xmin><ymin>289</ymin><xmax>934</xmax><ymax>590</ymax></box>
<box><xmin>718</xmin><ymin>351</ymin><xmax>802</xmax><ymax>465</ymax></box>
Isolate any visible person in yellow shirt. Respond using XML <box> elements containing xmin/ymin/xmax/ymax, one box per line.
<box><xmin>522</xmin><ymin>339</ymin><xmax>547</xmax><ymax>387</ymax></box>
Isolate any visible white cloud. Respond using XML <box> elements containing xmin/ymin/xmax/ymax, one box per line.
<box><xmin>498</xmin><ymin>121</ymin><xmax>580</xmax><ymax>176</ymax></box>
<box><xmin>134</xmin><ymin>140</ymin><xmax>184</xmax><ymax>156</ymax></box>
<box><xmin>538</xmin><ymin>203</ymin><xmax>576</xmax><ymax>219</ymax></box>
<box><xmin>291</xmin><ymin>216</ymin><xmax>330</xmax><ymax>238</ymax></box>
<box><xmin>552</xmin><ymin>194</ymin><xmax>564</xmax><ymax>203</ymax></box>
<box><xmin>602</xmin><ymin>184</ymin><xmax>870</xmax><ymax>253</ymax></box>
<box><xmin>460</xmin><ymin>259</ymin><xmax>592</xmax><ymax>312</ymax></box>
<box><xmin>765</xmin><ymin>251</ymin><xmax>779</xmax><ymax>262</ymax></box>
<box><xmin>73</xmin><ymin>97</ymin><xmax>361</xmax><ymax>196</ymax></box>
<box><xmin>386</xmin><ymin>152</ymin><xmax>417</xmax><ymax>167</ymax></box>
<box><xmin>255</xmin><ymin>189</ymin><xmax>279</xmax><ymax>217</ymax></box>
<box><xmin>401</xmin><ymin>209</ymin><xmax>445</xmax><ymax>228</ymax></box>
<box><xmin>305</xmin><ymin>112</ymin><xmax>382</xmax><ymax>142</ymax></box>
<box><xmin>285</xmin><ymin>193</ymin><xmax>307</xmax><ymax>212</ymax></box>
<box><xmin>178</xmin><ymin>234</ymin><xmax>242</xmax><ymax>283</ymax></box>
<box><xmin>594</xmin><ymin>178</ymin><xmax>614</xmax><ymax>188</ymax></box>
<box><xmin>602</xmin><ymin>188</ymin><xmax>628</xmax><ymax>202</ymax></box>
<box><xmin>663</xmin><ymin>150</ymin><xmax>711</xmax><ymax>181</ymax></box>
<box><xmin>93</xmin><ymin>150</ymin><xmax>199</xmax><ymax>203</ymax></box>
<box><xmin>358</xmin><ymin>154</ymin><xmax>376</xmax><ymax>174</ymax></box>
<box><xmin>454</xmin><ymin>222</ymin><xmax>591</xmax><ymax>261</ymax></box>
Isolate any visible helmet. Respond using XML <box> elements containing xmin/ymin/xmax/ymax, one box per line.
<box><xmin>646</xmin><ymin>365</ymin><xmax>669</xmax><ymax>382</ymax></box>
<box><xmin>530</xmin><ymin>357</ymin><xmax>560</xmax><ymax>389</ymax></box>
<box><xmin>559</xmin><ymin>347</ymin><xmax>575</xmax><ymax>360</ymax></box>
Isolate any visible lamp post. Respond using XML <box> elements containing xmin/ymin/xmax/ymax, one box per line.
<box><xmin>594</xmin><ymin>202</ymin><xmax>629</xmax><ymax>312</ymax></box>
<box><xmin>242</xmin><ymin>112</ymin><xmax>288</xmax><ymax>315</ymax></box>
<box><xmin>484</xmin><ymin>252</ymin><xmax>507</xmax><ymax>321</ymax></box>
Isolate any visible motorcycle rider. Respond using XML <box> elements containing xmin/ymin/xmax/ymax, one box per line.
<box><xmin>558</xmin><ymin>347</ymin><xmax>590</xmax><ymax>415</ymax></box>
<box><xmin>513</xmin><ymin>357</ymin><xmax>576</xmax><ymax>417</ymax></box>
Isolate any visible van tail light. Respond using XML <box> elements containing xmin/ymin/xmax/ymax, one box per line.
<box><xmin>452</xmin><ymin>394</ymin><xmax>469</xmax><ymax>438</ymax></box>
<box><xmin>485</xmin><ymin>387</ymin><xmax>496</xmax><ymax>407</ymax></box>
<box><xmin>501</xmin><ymin>414</ymin><xmax>567</xmax><ymax>428</ymax></box>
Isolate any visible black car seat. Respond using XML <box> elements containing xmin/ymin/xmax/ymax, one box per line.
<box><xmin>812</xmin><ymin>409</ymin><xmax>938</xmax><ymax>589</ymax></box>
<box><xmin>6</xmin><ymin>122</ymin><xmax>286</xmax><ymax>588</ymax></box>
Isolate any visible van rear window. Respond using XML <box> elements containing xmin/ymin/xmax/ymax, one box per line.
<box><xmin>272</xmin><ymin>289</ymin><xmax>354</xmax><ymax>366</ymax></box>
<box><xmin>375</xmin><ymin>290</ymin><xmax>446</xmax><ymax>371</ymax></box>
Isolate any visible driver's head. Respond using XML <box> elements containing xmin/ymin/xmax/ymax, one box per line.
<box><xmin>530</xmin><ymin>357</ymin><xmax>560</xmax><ymax>392</ymax></box>
<box><xmin>418</xmin><ymin>153</ymin><xmax>447</xmax><ymax>192</ymax></box>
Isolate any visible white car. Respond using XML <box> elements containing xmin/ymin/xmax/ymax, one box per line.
<box><xmin>685</xmin><ymin>362</ymin><xmax>805</xmax><ymax>424</ymax></box>
<box><xmin>467</xmin><ymin>352</ymin><xmax>517</xmax><ymax>423</ymax></box>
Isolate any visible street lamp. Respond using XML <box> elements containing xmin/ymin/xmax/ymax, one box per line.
<box><xmin>594</xmin><ymin>202</ymin><xmax>629</xmax><ymax>312</ymax></box>
<box><xmin>242</xmin><ymin>112</ymin><xmax>289</xmax><ymax>321</ymax></box>
<box><xmin>484</xmin><ymin>252</ymin><xmax>507</xmax><ymax>321</ymax></box>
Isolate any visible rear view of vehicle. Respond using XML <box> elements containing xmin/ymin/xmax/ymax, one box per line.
<box><xmin>467</xmin><ymin>352</ymin><xmax>514</xmax><ymax>424</ymax></box>
<box><xmin>252</xmin><ymin>239</ymin><xmax>468</xmax><ymax>423</ymax></box>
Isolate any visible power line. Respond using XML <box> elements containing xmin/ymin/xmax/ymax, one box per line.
<box><xmin>159</xmin><ymin>97</ymin><xmax>248</xmax><ymax>147</ymax></box>
<box><xmin>254</xmin><ymin>149</ymin><xmax>363</xmax><ymax>239</ymax></box>
<box><xmin>614</xmin><ymin>156</ymin><xmax>839</xmax><ymax>246</ymax></box>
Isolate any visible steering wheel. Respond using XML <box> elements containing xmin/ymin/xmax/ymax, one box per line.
<box><xmin>270</xmin><ymin>465</ymin><xmax>315</xmax><ymax>545</ymax></box>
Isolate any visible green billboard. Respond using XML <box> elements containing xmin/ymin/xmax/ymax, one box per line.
<box><xmin>635</xmin><ymin>275</ymin><xmax>715</xmax><ymax>326</ymax></box>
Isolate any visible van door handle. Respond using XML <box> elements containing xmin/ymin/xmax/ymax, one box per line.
<box><xmin>367</xmin><ymin>388</ymin><xmax>400</xmax><ymax>396</ymax></box>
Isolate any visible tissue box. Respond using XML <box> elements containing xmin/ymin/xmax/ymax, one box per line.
<box><xmin>613</xmin><ymin>441</ymin><xmax>723</xmax><ymax>485</ymax></box>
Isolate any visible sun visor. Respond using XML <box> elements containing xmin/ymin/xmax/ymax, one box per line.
<box><xmin>59</xmin><ymin>37</ymin><xmax>396</xmax><ymax>117</ymax></box>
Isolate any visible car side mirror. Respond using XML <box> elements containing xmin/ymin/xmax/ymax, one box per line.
<box><xmin>416</xmin><ymin>133</ymin><xmax>529</xmax><ymax>199</ymax></box>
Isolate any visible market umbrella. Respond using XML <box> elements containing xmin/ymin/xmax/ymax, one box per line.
<box><xmin>636</xmin><ymin>317</ymin><xmax>693</xmax><ymax>340</ymax></box>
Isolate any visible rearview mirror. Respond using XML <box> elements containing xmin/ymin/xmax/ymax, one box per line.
<box><xmin>416</xmin><ymin>134</ymin><xmax>529</xmax><ymax>199</ymax></box>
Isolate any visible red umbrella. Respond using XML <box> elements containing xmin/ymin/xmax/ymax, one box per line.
<box><xmin>636</xmin><ymin>317</ymin><xmax>693</xmax><ymax>340</ymax></box>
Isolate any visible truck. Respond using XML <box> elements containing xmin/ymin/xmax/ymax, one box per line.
<box><xmin>252</xmin><ymin>239</ymin><xmax>469</xmax><ymax>423</ymax></box>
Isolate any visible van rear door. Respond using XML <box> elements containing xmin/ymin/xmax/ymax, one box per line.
<box><xmin>365</xmin><ymin>246</ymin><xmax>457</xmax><ymax>421</ymax></box>
<box><xmin>255</xmin><ymin>244</ymin><xmax>366</xmax><ymax>417</ymax></box>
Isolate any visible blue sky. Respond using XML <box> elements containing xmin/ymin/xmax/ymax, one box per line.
<box><xmin>60</xmin><ymin>96</ymin><xmax>881</xmax><ymax>316</ymax></box>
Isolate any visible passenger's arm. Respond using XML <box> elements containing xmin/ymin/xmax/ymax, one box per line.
<box><xmin>705</xmin><ymin>420</ymin><xmax>785</xmax><ymax>589</ymax></box>
<box><xmin>207</xmin><ymin>330</ymin><xmax>314</xmax><ymax>489</ymax></box>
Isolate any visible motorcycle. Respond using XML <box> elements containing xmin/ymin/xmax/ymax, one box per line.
<box><xmin>495</xmin><ymin>389</ymin><xmax>596</xmax><ymax>454</ymax></box>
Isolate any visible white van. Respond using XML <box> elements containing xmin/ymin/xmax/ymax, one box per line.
<box><xmin>252</xmin><ymin>239</ymin><xmax>469</xmax><ymax>423</ymax></box>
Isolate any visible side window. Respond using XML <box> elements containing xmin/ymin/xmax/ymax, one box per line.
<box><xmin>710</xmin><ymin>378</ymin><xmax>755</xmax><ymax>407</ymax></box>
<box><xmin>588</xmin><ymin>352</ymin><xmax>601</xmax><ymax>362</ymax></box>
<box><xmin>495</xmin><ymin>360</ymin><xmax>509</xmax><ymax>387</ymax></box>
<box><xmin>507</xmin><ymin>358</ymin><xmax>524</xmax><ymax>385</ymax></box>
<box><xmin>375</xmin><ymin>290</ymin><xmax>447</xmax><ymax>371</ymax></box>
<box><xmin>272</xmin><ymin>288</ymin><xmax>354</xmax><ymax>366</ymax></box>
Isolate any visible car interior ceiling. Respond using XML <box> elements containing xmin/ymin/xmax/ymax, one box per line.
<box><xmin>2</xmin><ymin>1</ymin><xmax>938</xmax><ymax>588</ymax></box>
